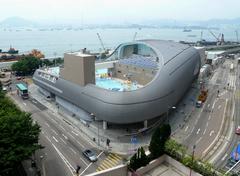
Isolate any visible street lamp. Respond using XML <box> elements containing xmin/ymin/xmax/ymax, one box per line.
<box><xmin>91</xmin><ymin>113</ymin><xmax>100</xmax><ymax>147</ymax></box>
<box><xmin>189</xmin><ymin>144</ymin><xmax>196</xmax><ymax>176</ymax></box>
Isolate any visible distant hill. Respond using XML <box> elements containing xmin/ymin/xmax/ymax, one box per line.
<box><xmin>0</xmin><ymin>16</ymin><xmax>239</xmax><ymax>29</ymax></box>
<box><xmin>0</xmin><ymin>17</ymin><xmax>37</xmax><ymax>27</ymax></box>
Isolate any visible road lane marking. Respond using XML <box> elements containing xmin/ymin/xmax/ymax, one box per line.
<box><xmin>185</xmin><ymin>126</ymin><xmax>189</xmax><ymax>132</ymax></box>
<box><xmin>208</xmin><ymin>115</ymin><xmax>212</xmax><ymax>120</ymax></box>
<box><xmin>46</xmin><ymin>136</ymin><xmax>51</xmax><ymax>142</ymax></box>
<box><xmin>196</xmin><ymin>137</ymin><xmax>202</xmax><ymax>144</ymax></box>
<box><xmin>52</xmin><ymin>136</ymin><xmax>59</xmax><ymax>143</ymax></box>
<box><xmin>196</xmin><ymin>128</ymin><xmax>201</xmax><ymax>135</ymax></box>
<box><xmin>206</xmin><ymin>122</ymin><xmax>209</xmax><ymax>128</ymax></box>
<box><xmin>45</xmin><ymin>122</ymin><xmax>50</xmax><ymax>127</ymax></box>
<box><xmin>208</xmin><ymin>104</ymin><xmax>210</xmax><ymax>108</ymax></box>
<box><xmin>50</xmin><ymin>118</ymin><xmax>58</xmax><ymax>124</ymax></box>
<box><xmin>80</xmin><ymin>157</ymin><xmax>88</xmax><ymax>166</ymax></box>
<box><xmin>210</xmin><ymin>130</ymin><xmax>215</xmax><ymax>136</ymax></box>
<box><xmin>97</xmin><ymin>151</ymin><xmax>104</xmax><ymax>158</ymax></box>
<box><xmin>222</xmin><ymin>154</ymin><xmax>228</xmax><ymax>161</ymax></box>
<box><xmin>67</xmin><ymin>132</ymin><xmax>75</xmax><ymax>139</ymax></box>
<box><xmin>190</xmin><ymin>128</ymin><xmax>194</xmax><ymax>134</ymax></box>
<box><xmin>62</xmin><ymin>133</ymin><xmax>68</xmax><ymax>140</ymax></box>
<box><xmin>80</xmin><ymin>162</ymin><xmax>93</xmax><ymax>175</ymax></box>
<box><xmin>59</xmin><ymin>125</ymin><xmax>66</xmax><ymax>131</ymax></box>
<box><xmin>76</xmin><ymin>141</ymin><xmax>85</xmax><ymax>148</ymax></box>
<box><xmin>203</xmin><ymin>128</ymin><xmax>207</xmax><ymax>135</ymax></box>
<box><xmin>71</xmin><ymin>130</ymin><xmax>79</xmax><ymax>136</ymax></box>
<box><xmin>23</xmin><ymin>102</ymin><xmax>27</xmax><ymax>106</ymax></box>
<box><xmin>69</xmin><ymin>147</ymin><xmax>77</xmax><ymax>154</ymax></box>
<box><xmin>218</xmin><ymin>105</ymin><xmax>221</xmax><ymax>109</ymax></box>
<box><xmin>212</xmin><ymin>99</ymin><xmax>218</xmax><ymax>110</ymax></box>
<box><xmin>52</xmin><ymin>143</ymin><xmax>75</xmax><ymax>175</ymax></box>
<box><xmin>51</xmin><ymin>129</ymin><xmax>58</xmax><ymax>135</ymax></box>
<box><xmin>60</xmin><ymin>137</ymin><xmax>67</xmax><ymax>144</ymax></box>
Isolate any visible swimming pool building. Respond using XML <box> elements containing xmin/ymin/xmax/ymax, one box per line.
<box><xmin>33</xmin><ymin>40</ymin><xmax>201</xmax><ymax>127</ymax></box>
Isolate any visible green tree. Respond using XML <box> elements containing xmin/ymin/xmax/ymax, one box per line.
<box><xmin>129</xmin><ymin>147</ymin><xmax>149</xmax><ymax>171</ymax></box>
<box><xmin>12</xmin><ymin>56</ymin><xmax>41</xmax><ymax>75</ymax></box>
<box><xmin>0</xmin><ymin>95</ymin><xmax>41</xmax><ymax>174</ymax></box>
<box><xmin>149</xmin><ymin>124</ymin><xmax>171</xmax><ymax>159</ymax></box>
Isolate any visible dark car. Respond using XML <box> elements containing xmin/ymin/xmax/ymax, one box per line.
<box><xmin>82</xmin><ymin>149</ymin><xmax>97</xmax><ymax>162</ymax></box>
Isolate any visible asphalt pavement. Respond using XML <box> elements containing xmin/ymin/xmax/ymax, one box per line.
<box><xmin>10</xmin><ymin>93</ymin><xmax>111</xmax><ymax>176</ymax></box>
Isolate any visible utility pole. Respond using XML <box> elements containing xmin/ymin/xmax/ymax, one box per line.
<box><xmin>236</xmin><ymin>30</ymin><xmax>239</xmax><ymax>43</ymax></box>
<box><xmin>189</xmin><ymin>145</ymin><xmax>196</xmax><ymax>176</ymax></box>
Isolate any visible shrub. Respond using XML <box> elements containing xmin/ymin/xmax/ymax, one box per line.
<box><xmin>128</xmin><ymin>147</ymin><xmax>149</xmax><ymax>171</ymax></box>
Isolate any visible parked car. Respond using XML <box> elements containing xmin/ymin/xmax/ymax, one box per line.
<box><xmin>82</xmin><ymin>149</ymin><xmax>97</xmax><ymax>162</ymax></box>
<box><xmin>235</xmin><ymin>126</ymin><xmax>240</xmax><ymax>135</ymax></box>
<box><xmin>16</xmin><ymin>76</ymin><xmax>21</xmax><ymax>80</ymax></box>
<box><xmin>2</xmin><ymin>87</ymin><xmax>7</xmax><ymax>92</ymax></box>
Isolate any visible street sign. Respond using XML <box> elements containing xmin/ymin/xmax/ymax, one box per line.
<box><xmin>131</xmin><ymin>136</ymin><xmax>137</xmax><ymax>144</ymax></box>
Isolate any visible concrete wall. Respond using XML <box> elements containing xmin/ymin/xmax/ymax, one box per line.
<box><xmin>60</xmin><ymin>53</ymin><xmax>95</xmax><ymax>86</ymax></box>
<box><xmin>136</xmin><ymin>155</ymin><xmax>166</xmax><ymax>175</ymax></box>
<box><xmin>0</xmin><ymin>61</ymin><xmax>17</xmax><ymax>69</ymax></box>
<box><xmin>165</xmin><ymin>156</ymin><xmax>202</xmax><ymax>176</ymax></box>
<box><xmin>95</xmin><ymin>60</ymin><xmax>117</xmax><ymax>70</ymax></box>
<box><xmin>136</xmin><ymin>155</ymin><xmax>202</xmax><ymax>176</ymax></box>
<box><xmin>85</xmin><ymin>155</ymin><xmax>202</xmax><ymax>176</ymax></box>
<box><xmin>114</xmin><ymin>63</ymin><xmax>157</xmax><ymax>85</ymax></box>
<box><xmin>86</xmin><ymin>164</ymin><xmax>128</xmax><ymax>176</ymax></box>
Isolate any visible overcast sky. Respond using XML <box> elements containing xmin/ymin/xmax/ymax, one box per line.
<box><xmin>1</xmin><ymin>0</ymin><xmax>240</xmax><ymax>23</ymax></box>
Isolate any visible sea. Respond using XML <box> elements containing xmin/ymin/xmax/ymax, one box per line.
<box><xmin>0</xmin><ymin>27</ymin><xmax>238</xmax><ymax>57</ymax></box>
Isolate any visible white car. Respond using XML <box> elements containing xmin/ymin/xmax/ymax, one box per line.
<box><xmin>2</xmin><ymin>87</ymin><xmax>7</xmax><ymax>92</ymax></box>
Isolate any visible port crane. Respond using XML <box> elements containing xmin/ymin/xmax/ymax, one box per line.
<box><xmin>235</xmin><ymin>30</ymin><xmax>239</xmax><ymax>43</ymax></box>
<box><xmin>208</xmin><ymin>30</ymin><xmax>225</xmax><ymax>45</ymax></box>
<box><xmin>133</xmin><ymin>32</ymin><xmax>138</xmax><ymax>41</ymax></box>
<box><xmin>97</xmin><ymin>33</ymin><xmax>106</xmax><ymax>52</ymax></box>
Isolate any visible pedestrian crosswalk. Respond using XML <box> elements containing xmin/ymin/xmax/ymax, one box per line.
<box><xmin>96</xmin><ymin>153</ymin><xmax>122</xmax><ymax>172</ymax></box>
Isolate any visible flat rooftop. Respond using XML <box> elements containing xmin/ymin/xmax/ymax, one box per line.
<box><xmin>40</xmin><ymin>67</ymin><xmax>141</xmax><ymax>91</ymax></box>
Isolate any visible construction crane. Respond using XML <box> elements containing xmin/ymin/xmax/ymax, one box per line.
<box><xmin>97</xmin><ymin>33</ymin><xmax>106</xmax><ymax>52</ymax></box>
<box><xmin>208</xmin><ymin>30</ymin><xmax>224</xmax><ymax>45</ymax></box>
<box><xmin>133</xmin><ymin>32</ymin><xmax>138</xmax><ymax>41</ymax></box>
<box><xmin>236</xmin><ymin>30</ymin><xmax>239</xmax><ymax>43</ymax></box>
<box><xmin>208</xmin><ymin>30</ymin><xmax>220</xmax><ymax>42</ymax></box>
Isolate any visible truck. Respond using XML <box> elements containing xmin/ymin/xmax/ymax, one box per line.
<box><xmin>196</xmin><ymin>90</ymin><xmax>208</xmax><ymax>108</ymax></box>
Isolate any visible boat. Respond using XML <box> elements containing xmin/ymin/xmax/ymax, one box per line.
<box><xmin>187</xmin><ymin>35</ymin><xmax>197</xmax><ymax>37</ymax></box>
<box><xmin>7</xmin><ymin>47</ymin><xmax>18</xmax><ymax>54</ymax></box>
<box><xmin>0</xmin><ymin>46</ymin><xmax>19</xmax><ymax>54</ymax></box>
<box><xmin>183</xmin><ymin>28</ymin><xmax>192</xmax><ymax>32</ymax></box>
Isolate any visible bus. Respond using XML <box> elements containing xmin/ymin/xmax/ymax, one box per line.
<box><xmin>16</xmin><ymin>83</ymin><xmax>29</xmax><ymax>99</ymax></box>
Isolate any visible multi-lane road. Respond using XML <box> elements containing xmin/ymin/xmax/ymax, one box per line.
<box><xmin>171</xmin><ymin>58</ymin><xmax>239</xmax><ymax>170</ymax></box>
<box><xmin>10</xmin><ymin>92</ymin><xmax>122</xmax><ymax>176</ymax></box>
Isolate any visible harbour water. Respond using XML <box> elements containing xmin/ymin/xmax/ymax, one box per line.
<box><xmin>0</xmin><ymin>28</ymin><xmax>238</xmax><ymax>57</ymax></box>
